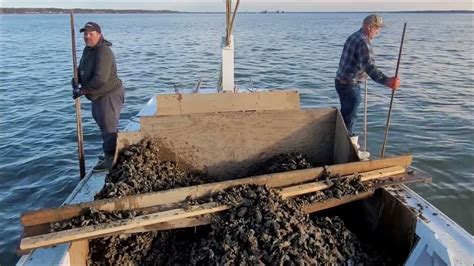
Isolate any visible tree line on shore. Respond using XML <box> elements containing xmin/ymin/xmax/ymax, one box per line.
<box><xmin>0</xmin><ymin>8</ymin><xmax>179</xmax><ymax>14</ymax></box>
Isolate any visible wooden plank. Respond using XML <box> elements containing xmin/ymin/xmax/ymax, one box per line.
<box><xmin>119</xmin><ymin>172</ymin><xmax>429</xmax><ymax>235</ymax></box>
<box><xmin>357</xmin><ymin>166</ymin><xmax>406</xmax><ymax>182</ymax></box>
<box><xmin>20</xmin><ymin>166</ymin><xmax>411</xmax><ymax>250</ymax></box>
<box><xmin>69</xmin><ymin>172</ymin><xmax>430</xmax><ymax>236</ymax></box>
<box><xmin>155</xmin><ymin>91</ymin><xmax>300</xmax><ymax>116</ymax></box>
<box><xmin>20</xmin><ymin>155</ymin><xmax>412</xmax><ymax>227</ymax></box>
<box><xmin>299</xmin><ymin>172</ymin><xmax>426</xmax><ymax>214</ymax></box>
<box><xmin>20</xmin><ymin>203</ymin><xmax>230</xmax><ymax>251</ymax></box>
<box><xmin>67</xmin><ymin>240</ymin><xmax>88</xmax><ymax>266</ymax></box>
<box><xmin>279</xmin><ymin>166</ymin><xmax>405</xmax><ymax>198</ymax></box>
<box><xmin>139</xmin><ymin>109</ymin><xmax>336</xmax><ymax>179</ymax></box>
<box><xmin>122</xmin><ymin>215</ymin><xmax>213</xmax><ymax>234</ymax></box>
<box><xmin>329</xmin><ymin>154</ymin><xmax>411</xmax><ymax>175</ymax></box>
<box><xmin>23</xmin><ymin>223</ymin><xmax>49</xmax><ymax>238</ymax></box>
<box><xmin>302</xmin><ymin>191</ymin><xmax>375</xmax><ymax>213</ymax></box>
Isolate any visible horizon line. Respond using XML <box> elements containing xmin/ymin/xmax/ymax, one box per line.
<box><xmin>1</xmin><ymin>7</ymin><xmax>473</xmax><ymax>13</ymax></box>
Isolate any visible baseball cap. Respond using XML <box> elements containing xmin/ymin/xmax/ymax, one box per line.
<box><xmin>79</xmin><ymin>22</ymin><xmax>102</xmax><ymax>33</ymax></box>
<box><xmin>363</xmin><ymin>14</ymin><xmax>384</xmax><ymax>28</ymax></box>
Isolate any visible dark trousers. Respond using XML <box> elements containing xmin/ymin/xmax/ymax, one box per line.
<box><xmin>335</xmin><ymin>79</ymin><xmax>361</xmax><ymax>136</ymax></box>
<box><xmin>91</xmin><ymin>87</ymin><xmax>124</xmax><ymax>156</ymax></box>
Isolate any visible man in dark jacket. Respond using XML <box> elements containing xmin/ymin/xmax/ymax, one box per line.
<box><xmin>335</xmin><ymin>14</ymin><xmax>400</xmax><ymax>140</ymax></box>
<box><xmin>72</xmin><ymin>22</ymin><xmax>125</xmax><ymax>172</ymax></box>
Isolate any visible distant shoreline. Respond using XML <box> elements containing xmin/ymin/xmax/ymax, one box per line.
<box><xmin>1</xmin><ymin>8</ymin><xmax>472</xmax><ymax>15</ymax></box>
<box><xmin>0</xmin><ymin>8</ymin><xmax>180</xmax><ymax>14</ymax></box>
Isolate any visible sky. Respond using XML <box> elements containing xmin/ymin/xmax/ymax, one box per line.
<box><xmin>1</xmin><ymin>0</ymin><xmax>473</xmax><ymax>12</ymax></box>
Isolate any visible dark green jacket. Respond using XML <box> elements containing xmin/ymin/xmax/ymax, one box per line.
<box><xmin>78</xmin><ymin>39</ymin><xmax>123</xmax><ymax>101</ymax></box>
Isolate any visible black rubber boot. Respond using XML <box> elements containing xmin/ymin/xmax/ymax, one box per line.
<box><xmin>92</xmin><ymin>155</ymin><xmax>113</xmax><ymax>172</ymax></box>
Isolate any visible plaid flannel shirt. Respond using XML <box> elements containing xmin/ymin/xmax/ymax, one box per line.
<box><xmin>336</xmin><ymin>29</ymin><xmax>388</xmax><ymax>85</ymax></box>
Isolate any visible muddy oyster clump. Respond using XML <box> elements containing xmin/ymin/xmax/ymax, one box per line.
<box><xmin>248</xmin><ymin>152</ymin><xmax>313</xmax><ymax>176</ymax></box>
<box><xmin>87</xmin><ymin>139</ymin><xmax>218</xmax><ymax>265</ymax></box>
<box><xmin>145</xmin><ymin>184</ymin><xmax>372</xmax><ymax>265</ymax></box>
<box><xmin>295</xmin><ymin>173</ymin><xmax>369</xmax><ymax>205</ymax></box>
<box><xmin>95</xmin><ymin>139</ymin><xmax>214</xmax><ymax>200</ymax></box>
<box><xmin>60</xmin><ymin>138</ymin><xmax>394</xmax><ymax>265</ymax></box>
<box><xmin>49</xmin><ymin>208</ymin><xmax>143</xmax><ymax>232</ymax></box>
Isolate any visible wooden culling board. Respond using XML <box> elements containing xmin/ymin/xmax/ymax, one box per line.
<box><xmin>20</xmin><ymin>164</ymin><xmax>413</xmax><ymax>251</ymax></box>
<box><xmin>21</xmin><ymin>156</ymin><xmax>412</xmax><ymax>228</ymax></box>
<box><xmin>155</xmin><ymin>90</ymin><xmax>301</xmax><ymax>116</ymax></box>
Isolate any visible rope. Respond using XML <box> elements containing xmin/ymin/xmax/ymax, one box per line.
<box><xmin>225</xmin><ymin>0</ymin><xmax>240</xmax><ymax>46</ymax></box>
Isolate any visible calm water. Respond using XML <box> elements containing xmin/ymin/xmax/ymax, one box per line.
<box><xmin>0</xmin><ymin>13</ymin><xmax>473</xmax><ymax>265</ymax></box>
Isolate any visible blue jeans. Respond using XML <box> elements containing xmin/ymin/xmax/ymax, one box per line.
<box><xmin>335</xmin><ymin>79</ymin><xmax>361</xmax><ymax>136</ymax></box>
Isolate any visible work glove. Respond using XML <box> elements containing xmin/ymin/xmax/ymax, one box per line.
<box><xmin>72</xmin><ymin>88</ymin><xmax>84</xmax><ymax>99</ymax></box>
<box><xmin>386</xmin><ymin>77</ymin><xmax>400</xmax><ymax>90</ymax></box>
<box><xmin>71</xmin><ymin>78</ymin><xmax>79</xmax><ymax>90</ymax></box>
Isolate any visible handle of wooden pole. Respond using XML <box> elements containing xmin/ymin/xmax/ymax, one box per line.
<box><xmin>70</xmin><ymin>10</ymin><xmax>86</xmax><ymax>179</ymax></box>
<box><xmin>380</xmin><ymin>22</ymin><xmax>407</xmax><ymax>158</ymax></box>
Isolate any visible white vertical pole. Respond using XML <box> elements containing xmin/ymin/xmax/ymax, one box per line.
<box><xmin>364</xmin><ymin>80</ymin><xmax>368</xmax><ymax>151</ymax></box>
<box><xmin>221</xmin><ymin>35</ymin><xmax>234</xmax><ymax>92</ymax></box>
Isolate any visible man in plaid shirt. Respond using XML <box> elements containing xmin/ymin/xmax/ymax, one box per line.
<box><xmin>335</xmin><ymin>14</ymin><xmax>400</xmax><ymax>138</ymax></box>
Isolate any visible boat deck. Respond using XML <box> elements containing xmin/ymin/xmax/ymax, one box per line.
<box><xmin>18</xmin><ymin>92</ymin><xmax>473</xmax><ymax>265</ymax></box>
